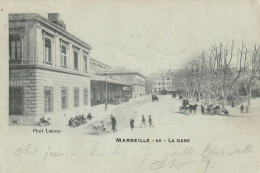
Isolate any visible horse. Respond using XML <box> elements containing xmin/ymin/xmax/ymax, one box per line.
<box><xmin>189</xmin><ymin>104</ymin><xmax>198</xmax><ymax>114</ymax></box>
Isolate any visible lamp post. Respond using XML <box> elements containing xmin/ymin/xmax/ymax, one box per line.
<box><xmin>105</xmin><ymin>71</ymin><xmax>108</xmax><ymax>111</ymax></box>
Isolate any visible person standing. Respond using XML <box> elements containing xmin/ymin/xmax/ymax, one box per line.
<box><xmin>148</xmin><ymin>115</ymin><xmax>154</xmax><ymax>128</ymax></box>
<box><xmin>101</xmin><ymin>121</ymin><xmax>106</xmax><ymax>132</ymax></box>
<box><xmin>140</xmin><ymin>115</ymin><xmax>146</xmax><ymax>128</ymax></box>
<box><xmin>130</xmin><ymin>118</ymin><xmax>135</xmax><ymax>130</ymax></box>
<box><xmin>110</xmin><ymin>114</ymin><xmax>117</xmax><ymax>133</ymax></box>
<box><xmin>240</xmin><ymin>104</ymin><xmax>244</xmax><ymax>114</ymax></box>
<box><xmin>201</xmin><ymin>104</ymin><xmax>205</xmax><ymax>115</ymax></box>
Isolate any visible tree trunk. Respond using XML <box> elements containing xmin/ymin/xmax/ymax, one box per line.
<box><xmin>248</xmin><ymin>83</ymin><xmax>252</xmax><ymax>106</ymax></box>
<box><xmin>213</xmin><ymin>96</ymin><xmax>216</xmax><ymax>105</ymax></box>
<box><xmin>208</xmin><ymin>94</ymin><xmax>211</xmax><ymax>104</ymax></box>
<box><xmin>222</xmin><ymin>96</ymin><xmax>227</xmax><ymax>109</ymax></box>
<box><xmin>198</xmin><ymin>93</ymin><xmax>201</xmax><ymax>102</ymax></box>
<box><xmin>221</xmin><ymin>87</ymin><xmax>226</xmax><ymax>109</ymax></box>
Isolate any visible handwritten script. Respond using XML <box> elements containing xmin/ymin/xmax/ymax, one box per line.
<box><xmin>13</xmin><ymin>143</ymin><xmax>253</xmax><ymax>172</ymax></box>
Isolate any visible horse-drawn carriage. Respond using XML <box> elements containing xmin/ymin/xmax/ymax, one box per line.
<box><xmin>179</xmin><ymin>99</ymin><xmax>198</xmax><ymax>114</ymax></box>
<box><xmin>152</xmin><ymin>95</ymin><xmax>159</xmax><ymax>102</ymax></box>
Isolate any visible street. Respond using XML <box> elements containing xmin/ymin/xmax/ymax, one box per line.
<box><xmin>78</xmin><ymin>95</ymin><xmax>260</xmax><ymax>138</ymax></box>
<box><xmin>7</xmin><ymin>94</ymin><xmax>260</xmax><ymax>173</ymax></box>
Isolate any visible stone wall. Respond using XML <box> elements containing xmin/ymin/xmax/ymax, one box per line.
<box><xmin>9</xmin><ymin>66</ymin><xmax>91</xmax><ymax>125</ymax></box>
<box><xmin>36</xmin><ymin>68</ymin><xmax>91</xmax><ymax>117</ymax></box>
<box><xmin>9</xmin><ymin>67</ymin><xmax>37</xmax><ymax>116</ymax></box>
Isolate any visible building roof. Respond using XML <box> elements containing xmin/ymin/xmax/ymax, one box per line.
<box><xmin>9</xmin><ymin>13</ymin><xmax>92</xmax><ymax>50</ymax></box>
<box><xmin>96</xmin><ymin>67</ymin><xmax>146</xmax><ymax>79</ymax></box>
<box><xmin>149</xmin><ymin>69</ymin><xmax>175</xmax><ymax>76</ymax></box>
<box><xmin>90</xmin><ymin>58</ymin><xmax>111</xmax><ymax>68</ymax></box>
<box><xmin>90</xmin><ymin>75</ymin><xmax>131</xmax><ymax>86</ymax></box>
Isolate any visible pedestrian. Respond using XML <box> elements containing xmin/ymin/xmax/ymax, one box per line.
<box><xmin>69</xmin><ymin>117</ymin><xmax>74</xmax><ymax>127</ymax></box>
<box><xmin>130</xmin><ymin>118</ymin><xmax>135</xmax><ymax>130</ymax></box>
<box><xmin>140</xmin><ymin>115</ymin><xmax>146</xmax><ymax>128</ymax></box>
<box><xmin>110</xmin><ymin>114</ymin><xmax>117</xmax><ymax>133</ymax></box>
<box><xmin>148</xmin><ymin>115</ymin><xmax>154</xmax><ymax>128</ymax></box>
<box><xmin>240</xmin><ymin>104</ymin><xmax>244</xmax><ymax>113</ymax></box>
<box><xmin>201</xmin><ymin>104</ymin><xmax>205</xmax><ymax>115</ymax></box>
<box><xmin>101</xmin><ymin>121</ymin><xmax>106</xmax><ymax>132</ymax></box>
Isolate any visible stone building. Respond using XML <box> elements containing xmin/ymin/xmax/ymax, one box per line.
<box><xmin>9</xmin><ymin>13</ymin><xmax>92</xmax><ymax>125</ymax></box>
<box><xmin>90</xmin><ymin>58</ymin><xmax>111</xmax><ymax>74</ymax></box>
<box><xmin>89</xmin><ymin>59</ymin><xmax>132</xmax><ymax>106</ymax></box>
<box><xmin>148</xmin><ymin>70</ymin><xmax>175</xmax><ymax>94</ymax></box>
<box><xmin>97</xmin><ymin>67</ymin><xmax>146</xmax><ymax>98</ymax></box>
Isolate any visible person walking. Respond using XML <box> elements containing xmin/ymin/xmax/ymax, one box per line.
<box><xmin>240</xmin><ymin>104</ymin><xmax>244</xmax><ymax>114</ymax></box>
<box><xmin>110</xmin><ymin>114</ymin><xmax>117</xmax><ymax>133</ymax></box>
<box><xmin>148</xmin><ymin>115</ymin><xmax>154</xmax><ymax>128</ymax></box>
<box><xmin>140</xmin><ymin>115</ymin><xmax>146</xmax><ymax>128</ymax></box>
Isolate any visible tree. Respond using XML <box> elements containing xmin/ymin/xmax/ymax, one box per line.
<box><xmin>243</xmin><ymin>45</ymin><xmax>260</xmax><ymax>106</ymax></box>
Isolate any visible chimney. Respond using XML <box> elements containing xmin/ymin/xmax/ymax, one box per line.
<box><xmin>48</xmin><ymin>13</ymin><xmax>66</xmax><ymax>30</ymax></box>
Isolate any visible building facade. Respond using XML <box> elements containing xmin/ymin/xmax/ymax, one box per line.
<box><xmin>148</xmin><ymin>70</ymin><xmax>175</xmax><ymax>94</ymax></box>
<box><xmin>9</xmin><ymin>13</ymin><xmax>91</xmax><ymax>125</ymax></box>
<box><xmin>90</xmin><ymin>58</ymin><xmax>111</xmax><ymax>74</ymax></box>
<box><xmin>89</xmin><ymin>59</ymin><xmax>132</xmax><ymax>106</ymax></box>
<box><xmin>97</xmin><ymin>67</ymin><xmax>146</xmax><ymax>98</ymax></box>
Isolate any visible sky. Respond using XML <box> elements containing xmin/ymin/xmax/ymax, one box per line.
<box><xmin>5</xmin><ymin>0</ymin><xmax>260</xmax><ymax>75</ymax></box>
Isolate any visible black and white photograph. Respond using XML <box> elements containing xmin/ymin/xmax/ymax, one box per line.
<box><xmin>1</xmin><ymin>0</ymin><xmax>260</xmax><ymax>172</ymax></box>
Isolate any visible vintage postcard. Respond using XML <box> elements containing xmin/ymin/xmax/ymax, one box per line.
<box><xmin>0</xmin><ymin>0</ymin><xmax>260</xmax><ymax>172</ymax></box>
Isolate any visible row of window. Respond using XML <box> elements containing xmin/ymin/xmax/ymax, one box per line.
<box><xmin>157</xmin><ymin>82</ymin><xmax>171</xmax><ymax>86</ymax></box>
<box><xmin>44</xmin><ymin>36</ymin><xmax>89</xmax><ymax>72</ymax></box>
<box><xmin>44</xmin><ymin>87</ymin><xmax>89</xmax><ymax>112</ymax></box>
<box><xmin>9</xmin><ymin>87</ymin><xmax>89</xmax><ymax>115</ymax></box>
<box><xmin>161</xmin><ymin>77</ymin><xmax>171</xmax><ymax>80</ymax></box>
<box><xmin>153</xmin><ymin>87</ymin><xmax>171</xmax><ymax>90</ymax></box>
<box><xmin>9</xmin><ymin>34</ymin><xmax>89</xmax><ymax>73</ymax></box>
<box><xmin>90</xmin><ymin>61</ymin><xmax>109</xmax><ymax>70</ymax></box>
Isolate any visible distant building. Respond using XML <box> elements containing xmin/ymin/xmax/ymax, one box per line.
<box><xmin>148</xmin><ymin>70</ymin><xmax>175</xmax><ymax>94</ymax></box>
<box><xmin>9</xmin><ymin>13</ymin><xmax>92</xmax><ymax>125</ymax></box>
<box><xmin>97</xmin><ymin>67</ymin><xmax>146</xmax><ymax>98</ymax></box>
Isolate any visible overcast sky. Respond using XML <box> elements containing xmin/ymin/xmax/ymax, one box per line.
<box><xmin>6</xmin><ymin>0</ymin><xmax>260</xmax><ymax>75</ymax></box>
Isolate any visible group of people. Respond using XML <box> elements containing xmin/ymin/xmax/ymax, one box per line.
<box><xmin>140</xmin><ymin>115</ymin><xmax>154</xmax><ymax>128</ymax></box>
<box><xmin>130</xmin><ymin>114</ymin><xmax>155</xmax><ymax>130</ymax></box>
<box><xmin>200</xmin><ymin>104</ymin><xmax>229</xmax><ymax>115</ymax></box>
<box><xmin>240</xmin><ymin>104</ymin><xmax>249</xmax><ymax>113</ymax></box>
<box><xmin>69</xmin><ymin>113</ymin><xmax>93</xmax><ymax>128</ymax></box>
<box><xmin>98</xmin><ymin>114</ymin><xmax>155</xmax><ymax>133</ymax></box>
